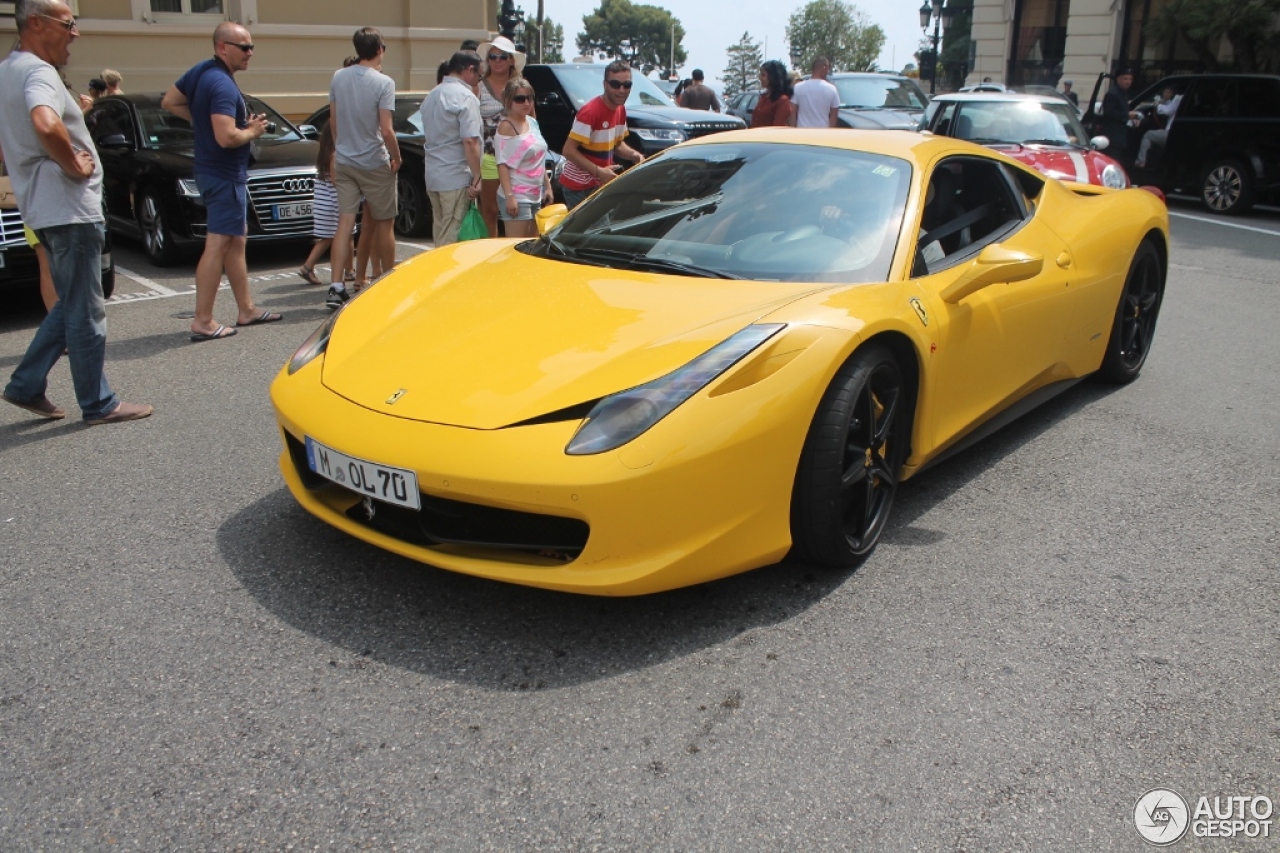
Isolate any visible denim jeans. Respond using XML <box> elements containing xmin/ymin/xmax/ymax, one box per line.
<box><xmin>561</xmin><ymin>186</ymin><xmax>594</xmax><ymax>210</ymax></box>
<box><xmin>5</xmin><ymin>223</ymin><xmax>117</xmax><ymax>420</ymax></box>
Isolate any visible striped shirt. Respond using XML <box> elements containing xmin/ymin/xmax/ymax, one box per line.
<box><xmin>559</xmin><ymin>96</ymin><xmax>627</xmax><ymax>191</ymax></box>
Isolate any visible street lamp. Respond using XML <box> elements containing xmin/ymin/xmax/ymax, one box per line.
<box><xmin>498</xmin><ymin>0</ymin><xmax>524</xmax><ymax>40</ymax></box>
<box><xmin>919</xmin><ymin>0</ymin><xmax>954</xmax><ymax>94</ymax></box>
<box><xmin>789</xmin><ymin>43</ymin><xmax>802</xmax><ymax>74</ymax></box>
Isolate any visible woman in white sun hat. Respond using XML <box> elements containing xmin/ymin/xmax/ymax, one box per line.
<box><xmin>476</xmin><ymin>35</ymin><xmax>526</xmax><ymax>236</ymax></box>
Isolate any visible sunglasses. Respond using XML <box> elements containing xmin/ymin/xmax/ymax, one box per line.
<box><xmin>606</xmin><ymin>79</ymin><xmax>633</xmax><ymax>90</ymax></box>
<box><xmin>488</xmin><ymin>52</ymin><xmax>511</xmax><ymax>61</ymax></box>
<box><xmin>37</xmin><ymin>13</ymin><xmax>77</xmax><ymax>31</ymax></box>
<box><xmin>225</xmin><ymin>42</ymin><xmax>255</xmax><ymax>52</ymax></box>
<box><xmin>511</xmin><ymin>94</ymin><xmax>532</xmax><ymax>103</ymax></box>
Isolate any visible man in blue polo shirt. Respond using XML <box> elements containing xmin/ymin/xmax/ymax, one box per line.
<box><xmin>162</xmin><ymin>21</ymin><xmax>282</xmax><ymax>342</ymax></box>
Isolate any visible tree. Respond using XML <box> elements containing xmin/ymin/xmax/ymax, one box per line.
<box><xmin>786</xmin><ymin>0</ymin><xmax>886</xmax><ymax>73</ymax></box>
<box><xmin>1147</xmin><ymin>0</ymin><xmax>1280</xmax><ymax>73</ymax></box>
<box><xmin>521</xmin><ymin>16</ymin><xmax>565</xmax><ymax>63</ymax></box>
<box><xmin>576</xmin><ymin>0</ymin><xmax>687</xmax><ymax>78</ymax></box>
<box><xmin>722</xmin><ymin>32</ymin><xmax>763</xmax><ymax>102</ymax></box>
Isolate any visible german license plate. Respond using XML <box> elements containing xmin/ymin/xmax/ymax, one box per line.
<box><xmin>274</xmin><ymin>202</ymin><xmax>312</xmax><ymax>220</ymax></box>
<box><xmin>305</xmin><ymin>437</ymin><xmax>420</xmax><ymax>510</ymax></box>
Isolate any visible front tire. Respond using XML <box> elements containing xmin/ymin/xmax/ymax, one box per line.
<box><xmin>791</xmin><ymin>345</ymin><xmax>909</xmax><ymax>567</ymax></box>
<box><xmin>137</xmin><ymin>191</ymin><xmax>179</xmax><ymax>266</ymax></box>
<box><xmin>1097</xmin><ymin>239</ymin><xmax>1164</xmax><ymax>384</ymax></box>
<box><xmin>1201</xmin><ymin>158</ymin><xmax>1254</xmax><ymax>215</ymax></box>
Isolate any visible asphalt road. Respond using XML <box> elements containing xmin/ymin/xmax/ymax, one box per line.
<box><xmin>1</xmin><ymin>205</ymin><xmax>1277</xmax><ymax>851</ymax></box>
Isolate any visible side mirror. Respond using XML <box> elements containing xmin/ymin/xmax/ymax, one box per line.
<box><xmin>1090</xmin><ymin>135</ymin><xmax>1110</xmax><ymax>151</ymax></box>
<box><xmin>537</xmin><ymin>92</ymin><xmax>563</xmax><ymax>108</ymax></box>
<box><xmin>940</xmin><ymin>245</ymin><xmax>1044</xmax><ymax>304</ymax></box>
<box><xmin>97</xmin><ymin>134</ymin><xmax>132</xmax><ymax>149</ymax></box>
<box><xmin>298</xmin><ymin>124</ymin><xmax>319</xmax><ymax>140</ymax></box>
<box><xmin>536</xmin><ymin>204</ymin><xmax>569</xmax><ymax>235</ymax></box>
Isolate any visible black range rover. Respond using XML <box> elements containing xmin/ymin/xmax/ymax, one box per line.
<box><xmin>522</xmin><ymin>64</ymin><xmax>745</xmax><ymax>160</ymax></box>
<box><xmin>87</xmin><ymin>93</ymin><xmax>319</xmax><ymax>264</ymax></box>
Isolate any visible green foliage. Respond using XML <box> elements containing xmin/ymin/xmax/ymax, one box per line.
<box><xmin>1148</xmin><ymin>0</ymin><xmax>1280</xmax><ymax>73</ymax></box>
<box><xmin>786</xmin><ymin>0</ymin><xmax>886</xmax><ymax>73</ymax></box>
<box><xmin>723</xmin><ymin>32</ymin><xmax>764</xmax><ymax>102</ymax></box>
<box><xmin>576</xmin><ymin>0</ymin><xmax>687</xmax><ymax>78</ymax></box>
<box><xmin>521</xmin><ymin>17</ymin><xmax>565</xmax><ymax>63</ymax></box>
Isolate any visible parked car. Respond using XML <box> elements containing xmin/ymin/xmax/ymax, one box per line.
<box><xmin>302</xmin><ymin>94</ymin><xmax>433</xmax><ymax>239</ymax></box>
<box><xmin>522</xmin><ymin>64</ymin><xmax>745</xmax><ymax>160</ymax></box>
<box><xmin>87</xmin><ymin>93</ymin><xmax>319</xmax><ymax>264</ymax></box>
<box><xmin>725</xmin><ymin>90</ymin><xmax>760</xmax><ymax>124</ymax></box>
<box><xmin>270</xmin><ymin>129</ymin><xmax>1168</xmax><ymax>595</ymax></box>
<box><xmin>921</xmin><ymin>92</ymin><xmax>1129</xmax><ymax>189</ymax></box>
<box><xmin>1</xmin><ymin>166</ymin><xmax>115</xmax><ymax>300</ymax></box>
<box><xmin>1083</xmin><ymin>72</ymin><xmax>1280</xmax><ymax>214</ymax></box>
<box><xmin>829</xmin><ymin>72</ymin><xmax>930</xmax><ymax>129</ymax></box>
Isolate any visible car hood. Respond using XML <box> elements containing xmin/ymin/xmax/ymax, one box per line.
<box><xmin>321</xmin><ymin>241</ymin><xmax>829</xmax><ymax>429</ymax></box>
<box><xmin>626</xmin><ymin>105</ymin><xmax>744</xmax><ymax>128</ymax></box>
<box><xmin>837</xmin><ymin>107</ymin><xmax>921</xmax><ymax>130</ymax></box>
<box><xmin>988</xmin><ymin>144</ymin><xmax>1112</xmax><ymax>185</ymax></box>
<box><xmin>249</xmin><ymin>138</ymin><xmax>320</xmax><ymax>169</ymax></box>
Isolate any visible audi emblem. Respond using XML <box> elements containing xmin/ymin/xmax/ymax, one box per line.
<box><xmin>280</xmin><ymin>178</ymin><xmax>314</xmax><ymax>193</ymax></box>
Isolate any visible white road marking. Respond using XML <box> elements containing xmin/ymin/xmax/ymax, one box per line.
<box><xmin>114</xmin><ymin>266</ymin><xmax>177</xmax><ymax>296</ymax></box>
<box><xmin>1169</xmin><ymin>211</ymin><xmax>1280</xmax><ymax>236</ymax></box>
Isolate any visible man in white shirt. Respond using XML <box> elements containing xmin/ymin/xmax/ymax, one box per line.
<box><xmin>791</xmin><ymin>56</ymin><xmax>840</xmax><ymax>128</ymax></box>
<box><xmin>1135</xmin><ymin>87</ymin><xmax>1181</xmax><ymax>169</ymax></box>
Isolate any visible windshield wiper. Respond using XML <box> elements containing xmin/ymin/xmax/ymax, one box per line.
<box><xmin>572</xmin><ymin>246</ymin><xmax>742</xmax><ymax>279</ymax></box>
<box><xmin>1021</xmin><ymin>138</ymin><xmax>1069</xmax><ymax>146</ymax></box>
<box><xmin>584</xmin><ymin>193</ymin><xmax>723</xmax><ymax>235</ymax></box>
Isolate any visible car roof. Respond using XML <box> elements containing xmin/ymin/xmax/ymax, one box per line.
<box><xmin>929</xmin><ymin>92</ymin><xmax>1065</xmax><ymax>105</ymax></box>
<box><xmin>682</xmin><ymin>126</ymin><xmax>1011</xmax><ymax>166</ymax></box>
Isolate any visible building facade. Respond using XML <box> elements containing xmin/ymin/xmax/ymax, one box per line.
<box><xmin>967</xmin><ymin>0</ymin><xmax>1275</xmax><ymax>94</ymax></box>
<box><xmin>1</xmin><ymin>0</ymin><xmax>496</xmax><ymax>117</ymax></box>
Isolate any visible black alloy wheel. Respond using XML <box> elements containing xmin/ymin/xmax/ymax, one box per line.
<box><xmin>394</xmin><ymin>173</ymin><xmax>431</xmax><ymax>238</ymax></box>
<box><xmin>137</xmin><ymin>191</ymin><xmax>178</xmax><ymax>266</ymax></box>
<box><xmin>1201</xmin><ymin>158</ymin><xmax>1254</xmax><ymax>216</ymax></box>
<box><xmin>791</xmin><ymin>344</ymin><xmax>909</xmax><ymax>568</ymax></box>
<box><xmin>1098</xmin><ymin>239</ymin><xmax>1164</xmax><ymax>384</ymax></box>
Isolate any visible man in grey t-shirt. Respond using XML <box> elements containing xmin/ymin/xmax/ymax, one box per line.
<box><xmin>0</xmin><ymin>0</ymin><xmax>149</xmax><ymax>425</ymax></box>
<box><xmin>324</xmin><ymin>27</ymin><xmax>401</xmax><ymax>310</ymax></box>
<box><xmin>419</xmin><ymin>51</ymin><xmax>483</xmax><ymax>247</ymax></box>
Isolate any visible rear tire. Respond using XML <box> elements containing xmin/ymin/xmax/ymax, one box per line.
<box><xmin>1097</xmin><ymin>239</ymin><xmax>1164</xmax><ymax>384</ymax></box>
<box><xmin>1201</xmin><ymin>158</ymin><xmax>1254</xmax><ymax>215</ymax></box>
<box><xmin>394</xmin><ymin>173</ymin><xmax>431</xmax><ymax>238</ymax></box>
<box><xmin>791</xmin><ymin>345</ymin><xmax>909</xmax><ymax>567</ymax></box>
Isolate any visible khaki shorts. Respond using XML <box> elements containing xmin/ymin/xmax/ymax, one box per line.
<box><xmin>335</xmin><ymin>161</ymin><xmax>397</xmax><ymax>220</ymax></box>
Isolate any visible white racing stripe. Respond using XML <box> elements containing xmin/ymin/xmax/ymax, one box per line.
<box><xmin>1169</xmin><ymin>211</ymin><xmax>1280</xmax><ymax>236</ymax></box>
<box><xmin>1066</xmin><ymin>151</ymin><xmax>1089</xmax><ymax>184</ymax></box>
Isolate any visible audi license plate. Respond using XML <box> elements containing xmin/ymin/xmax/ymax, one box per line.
<box><xmin>274</xmin><ymin>202</ymin><xmax>312</xmax><ymax>220</ymax></box>
<box><xmin>305</xmin><ymin>437</ymin><xmax>420</xmax><ymax>510</ymax></box>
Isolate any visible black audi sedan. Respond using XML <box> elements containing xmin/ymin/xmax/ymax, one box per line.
<box><xmin>86</xmin><ymin>93</ymin><xmax>319</xmax><ymax>265</ymax></box>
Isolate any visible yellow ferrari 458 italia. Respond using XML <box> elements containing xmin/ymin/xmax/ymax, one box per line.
<box><xmin>271</xmin><ymin>129</ymin><xmax>1168</xmax><ymax>595</ymax></box>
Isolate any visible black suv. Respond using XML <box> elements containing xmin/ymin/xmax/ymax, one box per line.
<box><xmin>1086</xmin><ymin>73</ymin><xmax>1280</xmax><ymax>214</ymax></box>
<box><xmin>522</xmin><ymin>64</ymin><xmax>745</xmax><ymax>160</ymax></box>
<box><xmin>828</xmin><ymin>73</ymin><xmax>930</xmax><ymax>129</ymax></box>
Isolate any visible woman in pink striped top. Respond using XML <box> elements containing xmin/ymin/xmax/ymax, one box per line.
<box><xmin>495</xmin><ymin>78</ymin><xmax>554</xmax><ymax>238</ymax></box>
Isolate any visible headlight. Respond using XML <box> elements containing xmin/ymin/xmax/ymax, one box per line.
<box><xmin>1101</xmin><ymin>163</ymin><xmax>1128</xmax><ymax>189</ymax></box>
<box><xmin>177</xmin><ymin>178</ymin><xmax>201</xmax><ymax>197</ymax></box>
<box><xmin>287</xmin><ymin>312</ymin><xmax>339</xmax><ymax>375</ymax></box>
<box><xmin>631</xmin><ymin>127</ymin><xmax>686</xmax><ymax>142</ymax></box>
<box><xmin>566</xmin><ymin>324</ymin><xmax>785</xmax><ymax>455</ymax></box>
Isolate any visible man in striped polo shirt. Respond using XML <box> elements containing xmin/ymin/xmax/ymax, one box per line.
<box><xmin>557</xmin><ymin>60</ymin><xmax>645</xmax><ymax>209</ymax></box>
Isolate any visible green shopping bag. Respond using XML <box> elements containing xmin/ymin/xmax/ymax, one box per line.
<box><xmin>457</xmin><ymin>202</ymin><xmax>488</xmax><ymax>241</ymax></box>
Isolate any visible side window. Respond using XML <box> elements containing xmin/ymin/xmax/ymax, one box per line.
<box><xmin>929</xmin><ymin>102</ymin><xmax>958</xmax><ymax>137</ymax></box>
<box><xmin>87</xmin><ymin>101</ymin><xmax>135</xmax><ymax>148</ymax></box>
<box><xmin>912</xmin><ymin>157</ymin><xmax>1029</xmax><ymax>277</ymax></box>
<box><xmin>1238</xmin><ymin>79</ymin><xmax>1280</xmax><ymax>118</ymax></box>
<box><xmin>1179</xmin><ymin>80</ymin><xmax>1237</xmax><ymax>119</ymax></box>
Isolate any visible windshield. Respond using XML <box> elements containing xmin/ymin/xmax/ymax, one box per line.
<box><xmin>139</xmin><ymin>97</ymin><xmax>301</xmax><ymax>149</ymax></box>
<box><xmin>832</xmin><ymin>77</ymin><xmax>928</xmax><ymax>110</ymax></box>
<box><xmin>951</xmin><ymin>99</ymin><xmax>1088</xmax><ymax>145</ymax></box>
<box><xmin>552</xmin><ymin>66</ymin><xmax>677</xmax><ymax>109</ymax></box>
<box><xmin>395</xmin><ymin>96</ymin><xmax>425</xmax><ymax>135</ymax></box>
<box><xmin>524</xmin><ymin>142</ymin><xmax>910</xmax><ymax>283</ymax></box>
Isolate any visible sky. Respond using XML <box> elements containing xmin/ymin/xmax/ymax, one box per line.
<box><xmin>538</xmin><ymin>0</ymin><xmax>927</xmax><ymax>90</ymax></box>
